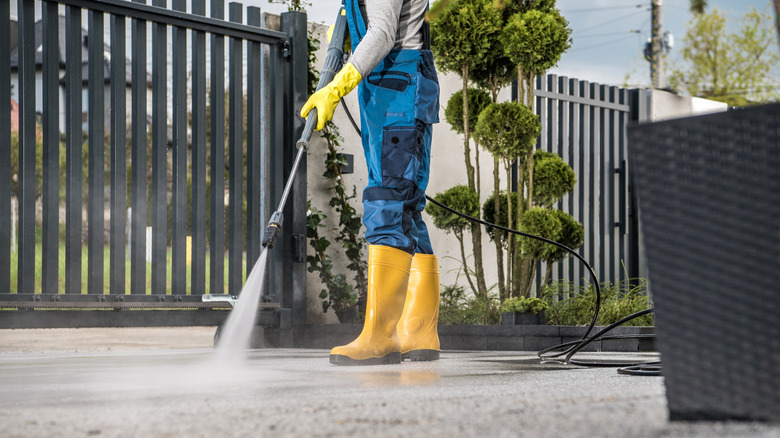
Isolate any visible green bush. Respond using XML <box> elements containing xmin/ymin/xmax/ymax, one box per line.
<box><xmin>425</xmin><ymin>185</ymin><xmax>480</xmax><ymax>235</ymax></box>
<box><xmin>481</xmin><ymin>191</ymin><xmax>519</xmax><ymax>246</ymax></box>
<box><xmin>501</xmin><ymin>8</ymin><xmax>572</xmax><ymax>76</ymax></box>
<box><xmin>444</xmin><ymin>87</ymin><xmax>492</xmax><ymax>134</ymax></box>
<box><xmin>474</xmin><ymin>101</ymin><xmax>540</xmax><ymax>163</ymax></box>
<box><xmin>439</xmin><ymin>283</ymin><xmax>500</xmax><ymax>325</ymax></box>
<box><xmin>518</xmin><ymin>207</ymin><xmax>562</xmax><ymax>259</ymax></box>
<box><xmin>542</xmin><ymin>279</ymin><xmax>654</xmax><ymax>326</ymax></box>
<box><xmin>500</xmin><ymin>296</ymin><xmax>548</xmax><ymax>314</ymax></box>
<box><xmin>532</xmin><ymin>150</ymin><xmax>576</xmax><ymax>208</ymax></box>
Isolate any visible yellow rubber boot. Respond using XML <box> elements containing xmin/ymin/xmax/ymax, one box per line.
<box><xmin>398</xmin><ymin>254</ymin><xmax>440</xmax><ymax>361</ymax></box>
<box><xmin>330</xmin><ymin>245</ymin><xmax>412</xmax><ymax>366</ymax></box>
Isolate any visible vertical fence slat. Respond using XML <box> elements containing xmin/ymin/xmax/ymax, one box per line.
<box><xmin>616</xmin><ymin>88</ymin><xmax>627</xmax><ymax>284</ymax></box>
<box><xmin>42</xmin><ymin>2</ymin><xmax>60</xmax><ymax>294</ymax></box>
<box><xmin>131</xmin><ymin>0</ymin><xmax>148</xmax><ymax>295</ymax></box>
<box><xmin>88</xmin><ymin>10</ymin><xmax>106</xmax><ymax>294</ymax></box>
<box><xmin>17</xmin><ymin>0</ymin><xmax>35</xmax><ymax>294</ymax></box>
<box><xmin>110</xmin><ymin>14</ymin><xmax>127</xmax><ymax>294</ymax></box>
<box><xmin>268</xmin><ymin>24</ymin><xmax>285</xmax><ymax>303</ymax></box>
<box><xmin>191</xmin><ymin>0</ymin><xmax>207</xmax><ymax>295</ymax></box>
<box><xmin>609</xmin><ymin>87</ymin><xmax>619</xmax><ymax>284</ymax></box>
<box><xmin>537</xmin><ymin>75</ymin><xmax>553</xmax><ymax>294</ymax></box>
<box><xmin>228</xmin><ymin>2</ymin><xmax>244</xmax><ymax>295</ymax></box>
<box><xmin>558</xmin><ymin>76</ymin><xmax>569</xmax><ymax>284</ymax></box>
<box><xmin>605</xmin><ymin>87</ymin><xmax>615</xmax><ymax>284</ymax></box>
<box><xmin>246</xmin><ymin>6</ymin><xmax>262</xmax><ymax>276</ymax></box>
<box><xmin>210</xmin><ymin>0</ymin><xmax>226</xmax><ymax>295</ymax></box>
<box><xmin>259</xmin><ymin>12</ymin><xmax>270</xmax><ymax>299</ymax></box>
<box><xmin>580</xmin><ymin>81</ymin><xmax>592</xmax><ymax>289</ymax></box>
<box><xmin>151</xmin><ymin>0</ymin><xmax>168</xmax><ymax>295</ymax></box>
<box><xmin>65</xmin><ymin>5</ymin><xmax>83</xmax><ymax>294</ymax></box>
<box><xmin>171</xmin><ymin>0</ymin><xmax>187</xmax><ymax>294</ymax></box>
<box><xmin>590</xmin><ymin>83</ymin><xmax>602</xmax><ymax>284</ymax></box>
<box><xmin>580</xmin><ymin>81</ymin><xmax>595</xmax><ymax>288</ymax></box>
<box><xmin>569</xmin><ymin>79</ymin><xmax>582</xmax><ymax>287</ymax></box>
<box><xmin>598</xmin><ymin>84</ymin><xmax>609</xmax><ymax>284</ymax></box>
<box><xmin>281</xmin><ymin>11</ymin><xmax>308</xmax><ymax>324</ymax></box>
<box><xmin>0</xmin><ymin>0</ymin><xmax>10</xmax><ymax>294</ymax></box>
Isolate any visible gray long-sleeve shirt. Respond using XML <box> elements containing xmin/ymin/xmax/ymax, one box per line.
<box><xmin>349</xmin><ymin>0</ymin><xmax>428</xmax><ymax>77</ymax></box>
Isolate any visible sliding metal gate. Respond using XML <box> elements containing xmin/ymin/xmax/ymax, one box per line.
<box><xmin>534</xmin><ymin>74</ymin><xmax>632</xmax><ymax>290</ymax></box>
<box><xmin>0</xmin><ymin>0</ymin><xmax>308</xmax><ymax>328</ymax></box>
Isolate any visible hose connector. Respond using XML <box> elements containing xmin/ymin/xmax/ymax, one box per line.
<box><xmin>262</xmin><ymin>211</ymin><xmax>284</xmax><ymax>248</ymax></box>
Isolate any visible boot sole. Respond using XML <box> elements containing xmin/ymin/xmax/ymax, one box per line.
<box><xmin>329</xmin><ymin>352</ymin><xmax>401</xmax><ymax>366</ymax></box>
<box><xmin>401</xmin><ymin>349</ymin><xmax>440</xmax><ymax>362</ymax></box>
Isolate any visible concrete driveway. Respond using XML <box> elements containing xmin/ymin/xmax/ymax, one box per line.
<box><xmin>0</xmin><ymin>328</ymin><xmax>778</xmax><ymax>438</ymax></box>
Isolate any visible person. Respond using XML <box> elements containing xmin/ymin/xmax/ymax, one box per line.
<box><xmin>300</xmin><ymin>0</ymin><xmax>441</xmax><ymax>366</ymax></box>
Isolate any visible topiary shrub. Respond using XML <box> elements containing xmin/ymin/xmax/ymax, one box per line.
<box><xmin>481</xmin><ymin>191</ymin><xmax>519</xmax><ymax>246</ymax></box>
<box><xmin>532</xmin><ymin>150</ymin><xmax>576</xmax><ymax>208</ymax></box>
<box><xmin>500</xmin><ymin>296</ymin><xmax>548</xmax><ymax>314</ymax></box>
<box><xmin>444</xmin><ymin>88</ymin><xmax>492</xmax><ymax>135</ymax></box>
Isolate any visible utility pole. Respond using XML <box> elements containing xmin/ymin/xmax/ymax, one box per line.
<box><xmin>651</xmin><ymin>0</ymin><xmax>664</xmax><ymax>88</ymax></box>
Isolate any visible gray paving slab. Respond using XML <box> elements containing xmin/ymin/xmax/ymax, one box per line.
<box><xmin>1</xmin><ymin>343</ymin><xmax>779</xmax><ymax>438</ymax></box>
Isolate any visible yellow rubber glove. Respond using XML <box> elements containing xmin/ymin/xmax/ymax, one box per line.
<box><xmin>300</xmin><ymin>63</ymin><xmax>362</xmax><ymax>131</ymax></box>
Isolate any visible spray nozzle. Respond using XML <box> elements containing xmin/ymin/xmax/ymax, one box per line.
<box><xmin>262</xmin><ymin>211</ymin><xmax>284</xmax><ymax>248</ymax></box>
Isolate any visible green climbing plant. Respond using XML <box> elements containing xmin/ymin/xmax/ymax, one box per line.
<box><xmin>304</xmin><ymin>24</ymin><xmax>368</xmax><ymax>317</ymax></box>
<box><xmin>320</xmin><ymin>122</ymin><xmax>368</xmax><ymax>311</ymax></box>
<box><xmin>306</xmin><ymin>204</ymin><xmax>357</xmax><ymax>313</ymax></box>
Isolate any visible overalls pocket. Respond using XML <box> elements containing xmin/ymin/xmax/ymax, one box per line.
<box><xmin>381</xmin><ymin>125</ymin><xmax>423</xmax><ymax>188</ymax></box>
<box><xmin>367</xmin><ymin>70</ymin><xmax>412</xmax><ymax>92</ymax></box>
<box><xmin>414</xmin><ymin>55</ymin><xmax>440</xmax><ymax>124</ymax></box>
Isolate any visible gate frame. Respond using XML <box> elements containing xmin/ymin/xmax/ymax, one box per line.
<box><xmin>0</xmin><ymin>1</ymin><xmax>308</xmax><ymax>329</ymax></box>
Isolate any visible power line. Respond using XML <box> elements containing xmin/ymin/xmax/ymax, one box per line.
<box><xmin>562</xmin><ymin>4</ymin><xmax>647</xmax><ymax>14</ymax></box>
<box><xmin>575</xmin><ymin>9</ymin><xmax>649</xmax><ymax>34</ymax></box>
<box><xmin>575</xmin><ymin>38</ymin><xmax>631</xmax><ymax>51</ymax></box>
<box><xmin>576</xmin><ymin>30</ymin><xmax>641</xmax><ymax>39</ymax></box>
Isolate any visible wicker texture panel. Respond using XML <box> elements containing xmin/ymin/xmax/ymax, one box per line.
<box><xmin>628</xmin><ymin>103</ymin><xmax>780</xmax><ymax>421</ymax></box>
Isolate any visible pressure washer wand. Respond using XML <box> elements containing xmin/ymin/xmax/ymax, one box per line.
<box><xmin>261</xmin><ymin>7</ymin><xmax>350</xmax><ymax>249</ymax></box>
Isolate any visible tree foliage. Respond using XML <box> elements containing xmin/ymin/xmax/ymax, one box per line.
<box><xmin>545</xmin><ymin>209</ymin><xmax>584</xmax><ymax>264</ymax></box>
<box><xmin>426</xmin><ymin>185</ymin><xmax>480</xmax><ymax>235</ymax></box>
<box><xmin>429</xmin><ymin>0</ymin><xmax>579</xmax><ymax>300</ymax></box>
<box><xmin>517</xmin><ymin>207</ymin><xmax>562</xmax><ymax>260</ymax></box>
<box><xmin>532</xmin><ymin>150</ymin><xmax>576</xmax><ymax>208</ymax></box>
<box><xmin>473</xmin><ymin>102</ymin><xmax>540</xmax><ymax>164</ymax></box>
<box><xmin>667</xmin><ymin>7</ymin><xmax>780</xmax><ymax>106</ymax></box>
<box><xmin>444</xmin><ymin>88</ymin><xmax>492</xmax><ymax>135</ymax></box>
<box><xmin>482</xmin><ymin>191</ymin><xmax>519</xmax><ymax>246</ymax></box>
<box><xmin>431</xmin><ymin>0</ymin><xmax>503</xmax><ymax>76</ymax></box>
<box><xmin>502</xmin><ymin>8</ymin><xmax>571</xmax><ymax>76</ymax></box>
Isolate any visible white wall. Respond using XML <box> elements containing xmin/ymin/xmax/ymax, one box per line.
<box><xmin>649</xmin><ymin>88</ymin><xmax>728</xmax><ymax>122</ymax></box>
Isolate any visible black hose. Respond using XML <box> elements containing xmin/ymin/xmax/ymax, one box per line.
<box><xmin>423</xmin><ymin>194</ymin><xmax>603</xmax><ymax>349</ymax></box>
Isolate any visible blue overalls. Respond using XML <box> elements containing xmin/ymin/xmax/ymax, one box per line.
<box><xmin>344</xmin><ymin>0</ymin><xmax>440</xmax><ymax>254</ymax></box>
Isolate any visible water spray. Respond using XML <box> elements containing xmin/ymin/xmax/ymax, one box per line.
<box><xmin>262</xmin><ymin>7</ymin><xmax>350</xmax><ymax>249</ymax></box>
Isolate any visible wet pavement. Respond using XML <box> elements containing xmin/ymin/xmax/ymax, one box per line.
<box><xmin>1</xmin><ymin>329</ymin><xmax>779</xmax><ymax>438</ymax></box>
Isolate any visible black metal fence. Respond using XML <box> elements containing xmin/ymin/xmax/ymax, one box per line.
<box><xmin>1</xmin><ymin>0</ymin><xmax>308</xmax><ymax>328</ymax></box>
<box><xmin>533</xmin><ymin>74</ymin><xmax>633</xmax><ymax>290</ymax></box>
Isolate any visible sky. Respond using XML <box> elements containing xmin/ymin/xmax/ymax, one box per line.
<box><xmin>249</xmin><ymin>0</ymin><xmax>778</xmax><ymax>87</ymax></box>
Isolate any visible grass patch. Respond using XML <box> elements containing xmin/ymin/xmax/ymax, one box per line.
<box><xmin>10</xmin><ymin>235</ymin><xmax>244</xmax><ymax>295</ymax></box>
